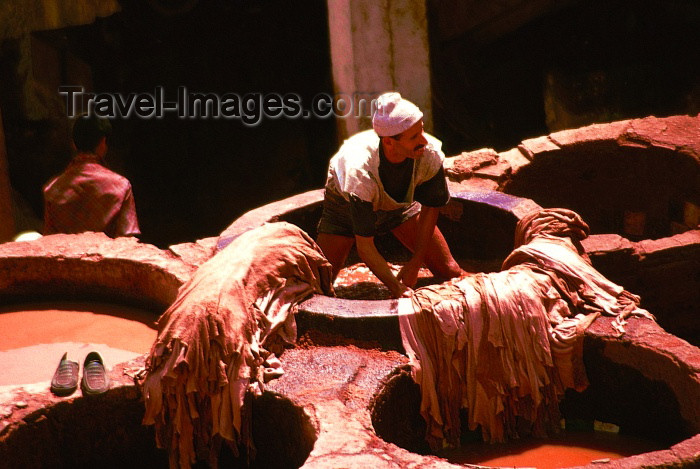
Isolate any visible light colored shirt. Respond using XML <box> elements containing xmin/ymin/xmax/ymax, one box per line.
<box><xmin>324</xmin><ymin>129</ymin><xmax>444</xmax><ymax>212</ymax></box>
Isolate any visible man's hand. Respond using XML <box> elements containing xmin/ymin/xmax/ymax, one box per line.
<box><xmin>397</xmin><ymin>258</ymin><xmax>422</xmax><ymax>289</ymax></box>
<box><xmin>390</xmin><ymin>281</ymin><xmax>414</xmax><ymax>299</ymax></box>
<box><xmin>355</xmin><ymin>235</ymin><xmax>414</xmax><ymax>299</ymax></box>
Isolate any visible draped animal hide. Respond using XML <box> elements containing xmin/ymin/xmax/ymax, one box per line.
<box><xmin>140</xmin><ymin>222</ymin><xmax>333</xmax><ymax>468</ymax></box>
<box><xmin>399</xmin><ymin>208</ymin><xmax>653</xmax><ymax>449</ymax></box>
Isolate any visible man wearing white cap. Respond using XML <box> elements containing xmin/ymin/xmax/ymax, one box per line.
<box><xmin>316</xmin><ymin>92</ymin><xmax>463</xmax><ymax>298</ymax></box>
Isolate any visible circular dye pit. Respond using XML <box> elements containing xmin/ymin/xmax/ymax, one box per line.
<box><xmin>0</xmin><ymin>301</ymin><xmax>157</xmax><ymax>387</ymax></box>
<box><xmin>0</xmin><ymin>384</ymin><xmax>316</xmax><ymax>469</ymax></box>
<box><xmin>218</xmin><ymin>190</ymin><xmax>539</xmax><ymax>269</ymax></box>
<box><xmin>334</xmin><ymin>262</ymin><xmax>442</xmax><ymax>300</ymax></box>
<box><xmin>218</xmin><ymin>189</ymin><xmax>541</xmax><ymax>348</ymax></box>
<box><xmin>503</xmin><ymin>132</ymin><xmax>699</xmax><ymax>243</ymax></box>
<box><xmin>452</xmin><ymin>116</ymin><xmax>700</xmax><ymax>347</ymax></box>
<box><xmin>369</xmin><ymin>319</ymin><xmax>700</xmax><ymax>469</ymax></box>
<box><xmin>0</xmin><ymin>237</ymin><xmax>317</xmax><ymax>469</ymax></box>
<box><xmin>333</xmin><ymin>260</ymin><xmax>503</xmax><ymax>300</ymax></box>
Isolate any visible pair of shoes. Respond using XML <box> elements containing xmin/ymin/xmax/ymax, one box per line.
<box><xmin>50</xmin><ymin>351</ymin><xmax>111</xmax><ymax>397</ymax></box>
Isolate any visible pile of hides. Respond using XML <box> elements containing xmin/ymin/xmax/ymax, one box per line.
<box><xmin>398</xmin><ymin>208</ymin><xmax>654</xmax><ymax>450</ymax></box>
<box><xmin>140</xmin><ymin>222</ymin><xmax>333</xmax><ymax>469</ymax></box>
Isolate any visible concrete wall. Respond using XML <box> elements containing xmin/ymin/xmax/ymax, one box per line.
<box><xmin>327</xmin><ymin>0</ymin><xmax>433</xmax><ymax>140</ymax></box>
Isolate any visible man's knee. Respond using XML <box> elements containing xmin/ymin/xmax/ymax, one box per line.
<box><xmin>316</xmin><ymin>232</ymin><xmax>354</xmax><ymax>277</ymax></box>
<box><xmin>438</xmin><ymin>258</ymin><xmax>464</xmax><ymax>279</ymax></box>
<box><xmin>426</xmin><ymin>252</ymin><xmax>462</xmax><ymax>279</ymax></box>
<box><xmin>425</xmin><ymin>231</ymin><xmax>463</xmax><ymax>279</ymax></box>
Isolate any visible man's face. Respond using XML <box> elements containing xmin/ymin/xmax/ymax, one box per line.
<box><xmin>392</xmin><ymin>120</ymin><xmax>428</xmax><ymax>161</ymax></box>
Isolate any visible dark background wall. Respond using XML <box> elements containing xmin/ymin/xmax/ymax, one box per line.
<box><xmin>86</xmin><ymin>0</ymin><xmax>337</xmax><ymax>247</ymax></box>
<box><xmin>3</xmin><ymin>0</ymin><xmax>337</xmax><ymax>247</ymax></box>
<box><xmin>2</xmin><ymin>0</ymin><xmax>699</xmax><ymax>247</ymax></box>
<box><xmin>428</xmin><ymin>0</ymin><xmax>700</xmax><ymax>154</ymax></box>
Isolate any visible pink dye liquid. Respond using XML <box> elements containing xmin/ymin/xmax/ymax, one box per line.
<box><xmin>0</xmin><ymin>301</ymin><xmax>158</xmax><ymax>386</ymax></box>
<box><xmin>437</xmin><ymin>430</ymin><xmax>665</xmax><ymax>468</ymax></box>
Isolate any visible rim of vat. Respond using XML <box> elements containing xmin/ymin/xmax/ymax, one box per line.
<box><xmin>217</xmin><ymin>188</ymin><xmax>542</xmax><ymax>319</ymax></box>
<box><xmin>0</xmin><ymin>232</ymin><xmax>196</xmax><ymax>311</ymax></box>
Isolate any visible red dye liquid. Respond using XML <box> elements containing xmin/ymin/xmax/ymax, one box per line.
<box><xmin>437</xmin><ymin>430</ymin><xmax>665</xmax><ymax>468</ymax></box>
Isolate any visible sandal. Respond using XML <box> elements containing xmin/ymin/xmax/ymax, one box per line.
<box><xmin>50</xmin><ymin>352</ymin><xmax>79</xmax><ymax>397</ymax></box>
<box><xmin>81</xmin><ymin>351</ymin><xmax>111</xmax><ymax>396</ymax></box>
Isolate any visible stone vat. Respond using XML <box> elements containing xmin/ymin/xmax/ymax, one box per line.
<box><xmin>370</xmin><ymin>316</ymin><xmax>700</xmax><ymax>468</ymax></box>
<box><xmin>0</xmin><ymin>234</ymin><xmax>317</xmax><ymax>468</ymax></box>
<box><xmin>445</xmin><ymin>115</ymin><xmax>700</xmax><ymax>346</ymax></box>
<box><xmin>217</xmin><ymin>189</ymin><xmax>541</xmax><ymax>349</ymax></box>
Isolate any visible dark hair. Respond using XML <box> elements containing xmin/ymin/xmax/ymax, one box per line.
<box><xmin>72</xmin><ymin>114</ymin><xmax>112</xmax><ymax>152</ymax></box>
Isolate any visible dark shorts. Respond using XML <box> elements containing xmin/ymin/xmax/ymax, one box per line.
<box><xmin>317</xmin><ymin>188</ymin><xmax>420</xmax><ymax>237</ymax></box>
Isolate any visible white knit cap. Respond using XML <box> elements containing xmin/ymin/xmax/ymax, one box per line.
<box><xmin>371</xmin><ymin>92</ymin><xmax>423</xmax><ymax>137</ymax></box>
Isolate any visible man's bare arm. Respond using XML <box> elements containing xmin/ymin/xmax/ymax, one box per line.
<box><xmin>355</xmin><ymin>235</ymin><xmax>411</xmax><ymax>298</ymax></box>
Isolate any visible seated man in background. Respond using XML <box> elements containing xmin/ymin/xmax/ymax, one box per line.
<box><xmin>316</xmin><ymin>92</ymin><xmax>463</xmax><ymax>298</ymax></box>
<box><xmin>43</xmin><ymin>114</ymin><xmax>140</xmax><ymax>238</ymax></box>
